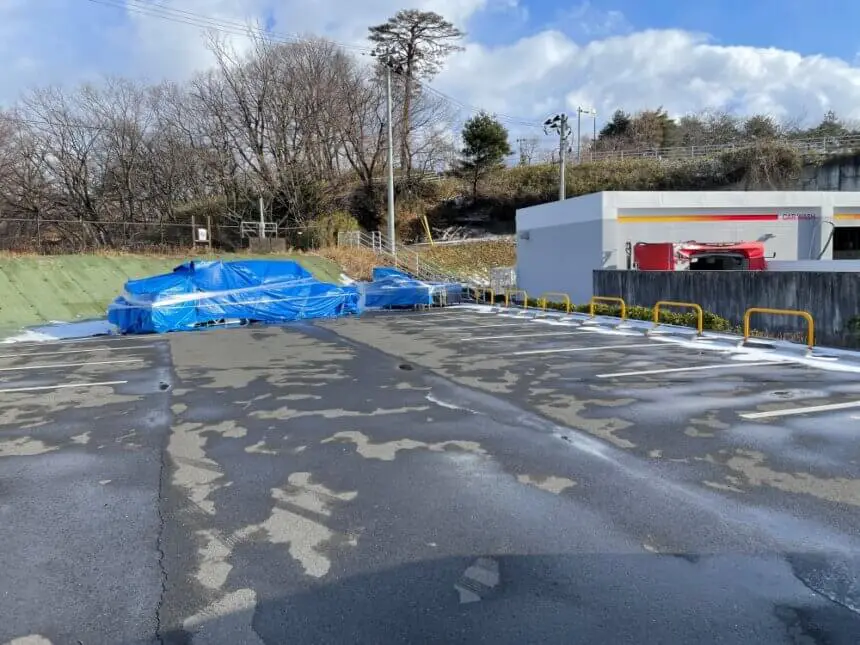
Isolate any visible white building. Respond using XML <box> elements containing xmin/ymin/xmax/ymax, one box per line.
<box><xmin>515</xmin><ymin>191</ymin><xmax>860</xmax><ymax>304</ymax></box>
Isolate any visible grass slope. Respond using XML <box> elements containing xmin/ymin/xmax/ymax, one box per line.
<box><xmin>0</xmin><ymin>253</ymin><xmax>341</xmax><ymax>330</ymax></box>
<box><xmin>417</xmin><ymin>241</ymin><xmax>515</xmax><ymax>280</ymax></box>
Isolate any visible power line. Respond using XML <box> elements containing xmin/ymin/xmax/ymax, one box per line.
<box><xmin>84</xmin><ymin>0</ymin><xmax>544</xmax><ymax>129</ymax></box>
<box><xmin>86</xmin><ymin>0</ymin><xmax>371</xmax><ymax>53</ymax></box>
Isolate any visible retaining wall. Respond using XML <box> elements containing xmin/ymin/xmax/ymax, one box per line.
<box><xmin>593</xmin><ymin>270</ymin><xmax>860</xmax><ymax>348</ymax></box>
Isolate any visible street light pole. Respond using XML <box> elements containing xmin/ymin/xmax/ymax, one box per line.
<box><xmin>575</xmin><ymin>106</ymin><xmax>597</xmax><ymax>164</ymax></box>
<box><xmin>371</xmin><ymin>47</ymin><xmax>398</xmax><ymax>256</ymax></box>
<box><xmin>577</xmin><ymin>109</ymin><xmax>582</xmax><ymax>163</ymax></box>
<box><xmin>385</xmin><ymin>62</ymin><xmax>396</xmax><ymax>256</ymax></box>
<box><xmin>558</xmin><ymin>115</ymin><xmax>567</xmax><ymax>200</ymax></box>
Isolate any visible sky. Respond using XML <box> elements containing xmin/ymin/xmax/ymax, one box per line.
<box><xmin>3</xmin><ymin>0</ymin><xmax>860</xmax><ymax>141</ymax></box>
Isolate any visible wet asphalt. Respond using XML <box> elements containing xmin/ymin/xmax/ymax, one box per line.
<box><xmin>0</xmin><ymin>308</ymin><xmax>859</xmax><ymax>644</ymax></box>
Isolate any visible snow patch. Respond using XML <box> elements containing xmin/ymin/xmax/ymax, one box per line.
<box><xmin>426</xmin><ymin>392</ymin><xmax>477</xmax><ymax>414</ymax></box>
<box><xmin>2</xmin><ymin>319</ymin><xmax>117</xmax><ymax>344</ymax></box>
<box><xmin>447</xmin><ymin>305</ymin><xmax>860</xmax><ymax>374</ymax></box>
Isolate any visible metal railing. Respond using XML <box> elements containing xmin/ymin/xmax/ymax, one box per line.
<box><xmin>534</xmin><ymin>133</ymin><xmax>860</xmax><ymax>166</ymax></box>
<box><xmin>337</xmin><ymin>229</ymin><xmax>467</xmax><ymax>286</ymax></box>
<box><xmin>743</xmin><ymin>307</ymin><xmax>815</xmax><ymax>350</ymax></box>
<box><xmin>538</xmin><ymin>292</ymin><xmax>571</xmax><ymax>313</ymax></box>
<box><xmin>652</xmin><ymin>301</ymin><xmax>704</xmax><ymax>336</ymax></box>
<box><xmin>240</xmin><ymin>221</ymin><xmax>279</xmax><ymax>238</ymax></box>
<box><xmin>589</xmin><ymin>296</ymin><xmax>627</xmax><ymax>321</ymax></box>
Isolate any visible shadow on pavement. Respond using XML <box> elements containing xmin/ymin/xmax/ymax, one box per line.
<box><xmin>155</xmin><ymin>553</ymin><xmax>860</xmax><ymax>645</ymax></box>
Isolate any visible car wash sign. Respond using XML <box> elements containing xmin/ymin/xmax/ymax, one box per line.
<box><xmin>779</xmin><ymin>210</ymin><xmax>819</xmax><ymax>220</ymax></box>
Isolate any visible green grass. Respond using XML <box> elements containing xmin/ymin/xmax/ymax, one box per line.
<box><xmin>0</xmin><ymin>252</ymin><xmax>342</xmax><ymax>330</ymax></box>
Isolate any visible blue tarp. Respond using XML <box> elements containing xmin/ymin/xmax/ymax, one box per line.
<box><xmin>107</xmin><ymin>260</ymin><xmax>361</xmax><ymax>334</ymax></box>
<box><xmin>360</xmin><ymin>267</ymin><xmax>460</xmax><ymax>309</ymax></box>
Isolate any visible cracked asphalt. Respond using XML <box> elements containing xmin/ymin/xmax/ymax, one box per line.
<box><xmin>1</xmin><ymin>308</ymin><xmax>859</xmax><ymax>644</ymax></box>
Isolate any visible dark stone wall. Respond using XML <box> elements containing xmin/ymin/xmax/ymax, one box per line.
<box><xmin>594</xmin><ymin>270</ymin><xmax>860</xmax><ymax>348</ymax></box>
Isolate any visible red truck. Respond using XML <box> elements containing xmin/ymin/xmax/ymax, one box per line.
<box><xmin>632</xmin><ymin>241</ymin><xmax>768</xmax><ymax>271</ymax></box>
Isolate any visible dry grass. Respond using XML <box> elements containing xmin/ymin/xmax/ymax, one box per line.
<box><xmin>314</xmin><ymin>246</ymin><xmax>381</xmax><ymax>281</ymax></box>
<box><xmin>315</xmin><ymin>240</ymin><xmax>516</xmax><ymax>282</ymax></box>
<box><xmin>417</xmin><ymin>240</ymin><xmax>516</xmax><ymax>278</ymax></box>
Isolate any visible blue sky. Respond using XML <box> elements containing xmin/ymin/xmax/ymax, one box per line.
<box><xmin>3</xmin><ymin>0</ymin><xmax>860</xmax><ymax>128</ymax></box>
<box><xmin>470</xmin><ymin>0</ymin><xmax>860</xmax><ymax>61</ymax></box>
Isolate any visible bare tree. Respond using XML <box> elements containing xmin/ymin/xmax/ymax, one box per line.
<box><xmin>368</xmin><ymin>10</ymin><xmax>464</xmax><ymax>178</ymax></box>
<box><xmin>516</xmin><ymin>136</ymin><xmax>539</xmax><ymax>165</ymax></box>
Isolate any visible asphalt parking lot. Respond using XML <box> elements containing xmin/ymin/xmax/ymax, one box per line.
<box><xmin>1</xmin><ymin>307</ymin><xmax>859</xmax><ymax>644</ymax></box>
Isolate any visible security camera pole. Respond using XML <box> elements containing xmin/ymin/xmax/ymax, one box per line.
<box><xmin>544</xmin><ymin>114</ymin><xmax>570</xmax><ymax>200</ymax></box>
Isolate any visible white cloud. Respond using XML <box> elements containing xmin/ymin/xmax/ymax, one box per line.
<box><xmin>2</xmin><ymin>0</ymin><xmax>860</xmax><ymax>136</ymax></box>
<box><xmin>556</xmin><ymin>1</ymin><xmax>632</xmax><ymax>38</ymax></box>
<box><xmin>435</xmin><ymin>27</ymin><xmax>860</xmax><ymax>128</ymax></box>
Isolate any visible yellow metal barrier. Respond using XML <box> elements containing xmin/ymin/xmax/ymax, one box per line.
<box><xmin>504</xmin><ymin>289</ymin><xmax>528</xmax><ymax>308</ymax></box>
<box><xmin>743</xmin><ymin>307</ymin><xmax>815</xmax><ymax>350</ymax></box>
<box><xmin>653</xmin><ymin>300</ymin><xmax>704</xmax><ymax>336</ymax></box>
<box><xmin>589</xmin><ymin>296</ymin><xmax>627</xmax><ymax>320</ymax></box>
<box><xmin>470</xmin><ymin>286</ymin><xmax>495</xmax><ymax>305</ymax></box>
<box><xmin>538</xmin><ymin>291</ymin><xmax>571</xmax><ymax>313</ymax></box>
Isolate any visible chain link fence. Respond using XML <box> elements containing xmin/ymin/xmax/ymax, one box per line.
<box><xmin>0</xmin><ymin>217</ymin><xmax>331</xmax><ymax>254</ymax></box>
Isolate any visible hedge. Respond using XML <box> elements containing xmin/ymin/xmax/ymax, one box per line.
<box><xmin>489</xmin><ymin>296</ymin><xmax>732</xmax><ymax>332</ymax></box>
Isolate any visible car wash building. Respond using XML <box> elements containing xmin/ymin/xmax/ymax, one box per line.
<box><xmin>515</xmin><ymin>191</ymin><xmax>860</xmax><ymax>304</ymax></box>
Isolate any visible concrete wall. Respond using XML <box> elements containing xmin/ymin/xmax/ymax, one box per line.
<box><xmin>798</xmin><ymin>156</ymin><xmax>860</xmax><ymax>192</ymax></box>
<box><xmin>768</xmin><ymin>260</ymin><xmax>860</xmax><ymax>272</ymax></box>
<box><xmin>593</xmin><ymin>270</ymin><xmax>860</xmax><ymax>348</ymax></box>
<box><xmin>518</xmin><ymin>219</ymin><xmax>605</xmax><ymax>304</ymax></box>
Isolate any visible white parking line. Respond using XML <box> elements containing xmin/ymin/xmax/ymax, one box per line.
<box><xmin>376</xmin><ymin>310</ymin><xmax>483</xmax><ymax>318</ymax></box>
<box><xmin>740</xmin><ymin>400</ymin><xmax>860</xmax><ymax>420</ymax></box>
<box><xmin>0</xmin><ymin>359</ymin><xmax>143</xmax><ymax>372</ymax></box>
<box><xmin>1</xmin><ymin>334</ymin><xmax>139</xmax><ymax>349</ymax></box>
<box><xmin>0</xmin><ymin>345</ymin><xmax>153</xmax><ymax>360</ymax></box>
<box><xmin>388</xmin><ymin>314</ymin><xmax>491</xmax><ymax>323</ymax></box>
<box><xmin>596</xmin><ymin>361</ymin><xmax>785</xmax><ymax>378</ymax></box>
<box><xmin>430</xmin><ymin>323</ymin><xmax>548</xmax><ymax>331</ymax></box>
<box><xmin>512</xmin><ymin>342</ymin><xmax>656</xmax><ymax>356</ymax></box>
<box><xmin>0</xmin><ymin>380</ymin><xmax>128</xmax><ymax>394</ymax></box>
<box><xmin>461</xmin><ymin>331</ymin><xmax>591</xmax><ymax>341</ymax></box>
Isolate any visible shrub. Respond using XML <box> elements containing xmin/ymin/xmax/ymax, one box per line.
<box><xmin>504</xmin><ymin>297</ymin><xmax>731</xmax><ymax>332</ymax></box>
<box><xmin>311</xmin><ymin>210</ymin><xmax>361</xmax><ymax>248</ymax></box>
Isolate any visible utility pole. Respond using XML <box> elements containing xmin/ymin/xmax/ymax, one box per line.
<box><xmin>372</xmin><ymin>47</ymin><xmax>399</xmax><ymax>256</ymax></box>
<box><xmin>544</xmin><ymin>114</ymin><xmax>571</xmax><ymax>200</ymax></box>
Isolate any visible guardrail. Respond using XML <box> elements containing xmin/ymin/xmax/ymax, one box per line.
<box><xmin>538</xmin><ymin>292</ymin><xmax>571</xmax><ymax>313</ymax></box>
<box><xmin>504</xmin><ymin>288</ymin><xmax>528</xmax><ymax>308</ymax></box>
<box><xmin>589</xmin><ymin>296</ymin><xmax>627</xmax><ymax>321</ymax></box>
<box><xmin>652</xmin><ymin>300</ymin><xmax>704</xmax><ymax>336</ymax></box>
<box><xmin>743</xmin><ymin>307</ymin><xmax>815</xmax><ymax>350</ymax></box>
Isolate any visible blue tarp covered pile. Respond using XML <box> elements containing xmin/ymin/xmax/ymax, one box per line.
<box><xmin>360</xmin><ymin>267</ymin><xmax>461</xmax><ymax>309</ymax></box>
<box><xmin>108</xmin><ymin>259</ymin><xmax>361</xmax><ymax>334</ymax></box>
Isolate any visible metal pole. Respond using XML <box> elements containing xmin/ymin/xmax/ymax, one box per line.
<box><xmin>385</xmin><ymin>62</ymin><xmax>396</xmax><ymax>256</ymax></box>
<box><xmin>558</xmin><ymin>114</ymin><xmax>566</xmax><ymax>201</ymax></box>
<box><xmin>577</xmin><ymin>109</ymin><xmax>582</xmax><ymax>164</ymax></box>
<box><xmin>259</xmin><ymin>196</ymin><xmax>265</xmax><ymax>239</ymax></box>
